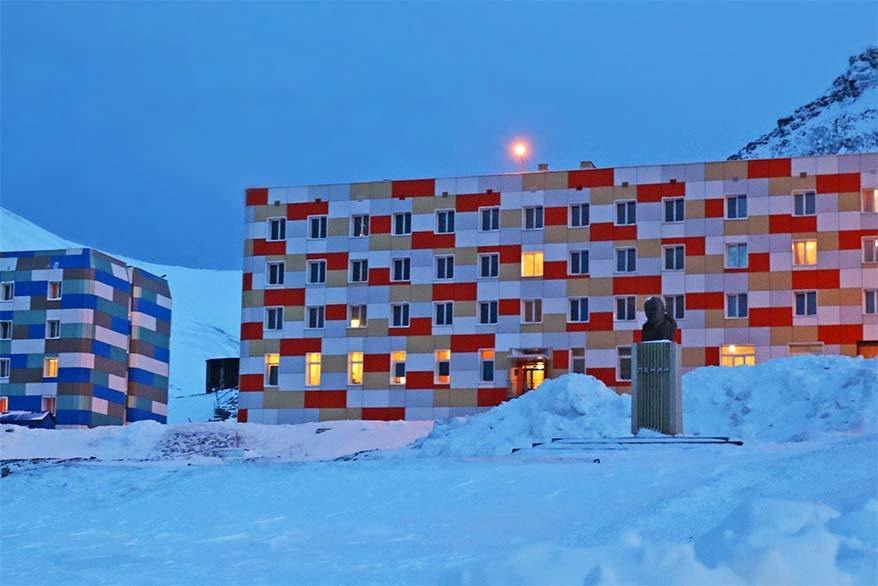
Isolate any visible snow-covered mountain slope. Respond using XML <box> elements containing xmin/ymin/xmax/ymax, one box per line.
<box><xmin>0</xmin><ymin>207</ymin><xmax>241</xmax><ymax>422</ymax></box>
<box><xmin>731</xmin><ymin>46</ymin><xmax>878</xmax><ymax>159</ymax></box>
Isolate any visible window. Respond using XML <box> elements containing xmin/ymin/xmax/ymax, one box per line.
<box><xmin>391</xmin><ymin>303</ymin><xmax>410</xmax><ymax>327</ymax></box>
<box><xmin>0</xmin><ymin>321</ymin><xmax>10</xmax><ymax>340</ymax></box>
<box><xmin>392</xmin><ymin>258</ymin><xmax>411</xmax><ymax>282</ymax></box>
<box><xmin>479</xmin><ymin>349</ymin><xmax>495</xmax><ymax>384</ymax></box>
<box><xmin>569</xmin><ymin>297</ymin><xmax>589</xmax><ymax>323</ymax></box>
<box><xmin>436</xmin><ymin>210</ymin><xmax>455</xmax><ymax>234</ymax></box>
<box><xmin>663</xmin><ymin>198</ymin><xmax>685</xmax><ymax>223</ymax></box>
<box><xmin>720</xmin><ymin>344</ymin><xmax>755</xmax><ymax>367</ymax></box>
<box><xmin>570</xmin><ymin>203</ymin><xmax>590</xmax><ymax>227</ymax></box>
<box><xmin>309</xmin><ymin>215</ymin><xmax>327</xmax><ymax>239</ymax></box>
<box><xmin>393</xmin><ymin>212</ymin><xmax>412</xmax><ymax>236</ymax></box>
<box><xmin>863</xmin><ymin>237</ymin><xmax>878</xmax><ymax>263</ymax></box>
<box><xmin>726</xmin><ymin>293</ymin><xmax>748</xmax><ymax>318</ymax></box>
<box><xmin>863</xmin><ymin>189</ymin><xmax>878</xmax><ymax>213</ymax></box>
<box><xmin>794</xmin><ymin>291</ymin><xmax>817</xmax><ymax>317</ymax></box>
<box><xmin>305</xmin><ymin>353</ymin><xmax>321</xmax><ymax>386</ymax></box>
<box><xmin>350</xmin><ymin>259</ymin><xmax>369</xmax><ymax>283</ymax></box>
<box><xmin>793</xmin><ymin>191</ymin><xmax>816</xmax><ymax>216</ymax></box>
<box><xmin>726</xmin><ymin>194</ymin><xmax>747</xmax><ymax>219</ymax></box>
<box><xmin>570</xmin><ymin>348</ymin><xmax>586</xmax><ymax>375</ymax></box>
<box><xmin>351</xmin><ymin>214</ymin><xmax>370</xmax><ymax>237</ymax></box>
<box><xmin>434</xmin><ymin>301</ymin><xmax>453</xmax><ymax>326</ymax></box>
<box><xmin>307</xmin><ymin>260</ymin><xmax>326</xmax><ymax>284</ymax></box>
<box><xmin>521</xmin><ymin>251</ymin><xmax>544</xmax><ymax>278</ymax></box>
<box><xmin>616</xmin><ymin>247</ymin><xmax>636</xmax><ymax>273</ymax></box>
<box><xmin>866</xmin><ymin>290</ymin><xmax>878</xmax><ymax>315</ymax></box>
<box><xmin>435</xmin><ymin>350</ymin><xmax>451</xmax><ymax>385</ymax></box>
<box><xmin>391</xmin><ymin>351</ymin><xmax>407</xmax><ymax>385</ymax></box>
<box><xmin>0</xmin><ymin>359</ymin><xmax>9</xmax><ymax>381</ymax></box>
<box><xmin>524</xmin><ymin>206</ymin><xmax>544</xmax><ymax>229</ymax></box>
<box><xmin>616</xmin><ymin>296</ymin><xmax>636</xmax><ymax>321</ymax></box>
<box><xmin>615</xmin><ymin>200</ymin><xmax>636</xmax><ymax>225</ymax></box>
<box><xmin>664</xmin><ymin>295</ymin><xmax>685</xmax><ymax>320</ymax></box>
<box><xmin>265</xmin><ymin>307</ymin><xmax>283</xmax><ymax>331</ymax></box>
<box><xmin>42</xmin><ymin>397</ymin><xmax>55</xmax><ymax>414</ymax></box>
<box><xmin>725</xmin><ymin>243</ymin><xmax>748</xmax><ymax>269</ymax></box>
<box><xmin>569</xmin><ymin>250</ymin><xmax>589</xmax><ymax>275</ymax></box>
<box><xmin>46</xmin><ymin>319</ymin><xmax>60</xmax><ymax>339</ymax></box>
<box><xmin>267</xmin><ymin>261</ymin><xmax>285</xmax><ymax>286</ymax></box>
<box><xmin>348</xmin><ymin>352</ymin><xmax>364</xmax><ymax>385</ymax></box>
<box><xmin>268</xmin><ymin>217</ymin><xmax>286</xmax><ymax>241</ymax></box>
<box><xmin>43</xmin><ymin>357</ymin><xmax>59</xmax><ymax>379</ymax></box>
<box><xmin>792</xmin><ymin>240</ymin><xmax>817</xmax><ymax>266</ymax></box>
<box><xmin>349</xmin><ymin>304</ymin><xmax>367</xmax><ymax>328</ymax></box>
<box><xmin>480</xmin><ymin>207</ymin><xmax>500</xmax><ymax>231</ymax></box>
<box><xmin>479</xmin><ymin>300</ymin><xmax>498</xmax><ymax>325</ymax></box>
<box><xmin>0</xmin><ymin>396</ymin><xmax>7</xmax><ymax>411</ymax></box>
<box><xmin>479</xmin><ymin>253</ymin><xmax>499</xmax><ymax>278</ymax></box>
<box><xmin>306</xmin><ymin>306</ymin><xmax>325</xmax><ymax>329</ymax></box>
<box><xmin>617</xmin><ymin>347</ymin><xmax>632</xmax><ymax>381</ymax></box>
<box><xmin>265</xmin><ymin>353</ymin><xmax>280</xmax><ymax>386</ymax></box>
<box><xmin>435</xmin><ymin>255</ymin><xmax>454</xmax><ymax>280</ymax></box>
<box><xmin>48</xmin><ymin>281</ymin><xmax>62</xmax><ymax>300</ymax></box>
<box><xmin>522</xmin><ymin>299</ymin><xmax>542</xmax><ymax>324</ymax></box>
<box><xmin>1</xmin><ymin>282</ymin><xmax>13</xmax><ymax>301</ymax></box>
<box><xmin>789</xmin><ymin>343</ymin><xmax>824</xmax><ymax>356</ymax></box>
<box><xmin>663</xmin><ymin>245</ymin><xmax>685</xmax><ymax>271</ymax></box>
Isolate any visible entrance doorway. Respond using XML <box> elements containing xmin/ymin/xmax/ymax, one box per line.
<box><xmin>857</xmin><ymin>341</ymin><xmax>878</xmax><ymax>358</ymax></box>
<box><xmin>508</xmin><ymin>352</ymin><xmax>549</xmax><ymax>398</ymax></box>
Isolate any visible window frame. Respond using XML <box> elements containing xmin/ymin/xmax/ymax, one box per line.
<box><xmin>865</xmin><ymin>289</ymin><xmax>878</xmax><ymax>315</ymax></box>
<box><xmin>615</xmin><ymin>247</ymin><xmax>637</xmax><ymax>274</ymax></box>
<box><xmin>616</xmin><ymin>346</ymin><xmax>632</xmax><ymax>382</ymax></box>
<box><xmin>662</xmin><ymin>197</ymin><xmax>685</xmax><ymax>223</ymax></box>
<box><xmin>47</xmin><ymin>281</ymin><xmax>62</xmax><ymax>301</ymax></box>
<box><xmin>1</xmin><ymin>282</ymin><xmax>14</xmax><ymax>302</ymax></box>
<box><xmin>791</xmin><ymin>239</ymin><xmax>818</xmax><ymax>267</ymax></box>
<box><xmin>478</xmin><ymin>349</ymin><xmax>495</xmax><ymax>385</ymax></box>
<box><xmin>264</xmin><ymin>353</ymin><xmax>280</xmax><ymax>387</ymax></box>
<box><xmin>0</xmin><ymin>320</ymin><xmax>11</xmax><ymax>340</ymax></box>
<box><xmin>265</xmin><ymin>306</ymin><xmax>284</xmax><ymax>331</ymax></box>
<box><xmin>43</xmin><ymin>356</ymin><xmax>59</xmax><ymax>379</ymax></box>
<box><xmin>348</xmin><ymin>304</ymin><xmax>368</xmax><ymax>329</ymax></box>
<box><xmin>569</xmin><ymin>297</ymin><xmax>590</xmax><ymax>323</ymax></box>
<box><xmin>720</xmin><ymin>344</ymin><xmax>756</xmax><ymax>367</ymax></box>
<box><xmin>863</xmin><ymin>236</ymin><xmax>878</xmax><ymax>264</ymax></box>
<box><xmin>725</xmin><ymin>194</ymin><xmax>748</xmax><ymax>220</ymax></box>
<box><xmin>792</xmin><ymin>190</ymin><xmax>816</xmax><ymax>217</ymax></box>
<box><xmin>523</xmin><ymin>206</ymin><xmax>545</xmax><ymax>230</ymax></box>
<box><xmin>663</xmin><ymin>294</ymin><xmax>685</xmax><ymax>321</ymax></box>
<box><xmin>306</xmin><ymin>260</ymin><xmax>327</xmax><ymax>285</ymax></box>
<box><xmin>614</xmin><ymin>200</ymin><xmax>636</xmax><ymax>226</ymax></box>
<box><xmin>570</xmin><ymin>348</ymin><xmax>586</xmax><ymax>375</ymax></box>
<box><xmin>569</xmin><ymin>203</ymin><xmax>590</xmax><ymax>228</ymax></box>
<box><xmin>391</xmin><ymin>303</ymin><xmax>410</xmax><ymax>328</ymax></box>
<box><xmin>390</xmin><ymin>351</ymin><xmax>407</xmax><ymax>385</ymax></box>
<box><xmin>267</xmin><ymin>217</ymin><xmax>287</xmax><ymax>242</ymax></box>
<box><xmin>478</xmin><ymin>253</ymin><xmax>500</xmax><ymax>279</ymax></box>
<box><xmin>434</xmin><ymin>350</ymin><xmax>451</xmax><ymax>385</ymax></box>
<box><xmin>351</xmin><ymin>214</ymin><xmax>370</xmax><ymax>238</ymax></box>
<box><xmin>305</xmin><ymin>352</ymin><xmax>321</xmax><ymax>387</ymax></box>
<box><xmin>521</xmin><ymin>299</ymin><xmax>543</xmax><ymax>324</ymax></box>
<box><xmin>46</xmin><ymin>319</ymin><xmax>61</xmax><ymax>340</ymax></box>
<box><xmin>434</xmin><ymin>301</ymin><xmax>454</xmax><ymax>327</ymax></box>
<box><xmin>478</xmin><ymin>300</ymin><xmax>499</xmax><ymax>325</ymax></box>
<box><xmin>305</xmin><ymin>305</ymin><xmax>325</xmax><ymax>330</ymax></box>
<box><xmin>435</xmin><ymin>255</ymin><xmax>455</xmax><ymax>281</ymax></box>
<box><xmin>0</xmin><ymin>359</ymin><xmax>9</xmax><ymax>381</ymax></box>
<box><xmin>794</xmin><ymin>290</ymin><xmax>818</xmax><ymax>317</ymax></box>
<box><xmin>479</xmin><ymin>206</ymin><xmax>500</xmax><ymax>232</ymax></box>
<box><xmin>392</xmin><ymin>211</ymin><xmax>412</xmax><ymax>236</ymax></box>
<box><xmin>725</xmin><ymin>293</ymin><xmax>749</xmax><ymax>319</ymax></box>
<box><xmin>307</xmin><ymin>215</ymin><xmax>328</xmax><ymax>240</ymax></box>
<box><xmin>391</xmin><ymin>257</ymin><xmax>411</xmax><ymax>282</ymax></box>
<box><xmin>615</xmin><ymin>296</ymin><xmax>636</xmax><ymax>321</ymax></box>
<box><xmin>266</xmin><ymin>261</ymin><xmax>285</xmax><ymax>287</ymax></box>
<box><xmin>724</xmin><ymin>242</ymin><xmax>749</xmax><ymax>269</ymax></box>
<box><xmin>569</xmin><ymin>250</ymin><xmax>590</xmax><ymax>276</ymax></box>
<box><xmin>435</xmin><ymin>209</ymin><xmax>456</xmax><ymax>234</ymax></box>
<box><xmin>862</xmin><ymin>188</ymin><xmax>878</xmax><ymax>213</ymax></box>
<box><xmin>662</xmin><ymin>244</ymin><xmax>685</xmax><ymax>272</ymax></box>
<box><xmin>349</xmin><ymin>258</ymin><xmax>369</xmax><ymax>284</ymax></box>
<box><xmin>521</xmin><ymin>251</ymin><xmax>544</xmax><ymax>278</ymax></box>
<box><xmin>348</xmin><ymin>352</ymin><xmax>364</xmax><ymax>386</ymax></box>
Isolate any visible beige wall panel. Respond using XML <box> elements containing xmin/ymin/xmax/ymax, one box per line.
<box><xmin>749</xmin><ymin>272</ymin><xmax>771</xmax><ymax>291</ymax></box>
<box><xmin>284</xmin><ymin>254</ymin><xmax>306</xmax><ymax>271</ymax></box>
<box><xmin>322</xmin><ymin>354</ymin><xmax>347</xmax><ymax>373</ymax></box>
<box><xmin>705</xmin><ymin>309</ymin><xmax>726</xmax><ymax>328</ymax></box>
<box><xmin>345</xmin><ymin>408</ymin><xmax>362</xmax><ymax>419</ymax></box>
<box><xmin>390</xmin><ymin>285</ymin><xmax>412</xmax><ymax>302</ymax></box>
<box><xmin>243</xmin><ymin>290</ymin><xmax>264</xmax><ymax>309</ymax></box>
<box><xmin>249</xmin><ymin>339</ymin><xmax>280</xmax><ymax>356</ymax></box>
<box><xmin>585</xmin><ymin>331</ymin><xmax>617</xmax><ymax>349</ymax></box>
<box><xmin>839</xmin><ymin>287</ymin><xmax>863</xmax><ymax>306</ymax></box>
<box><xmin>433</xmin><ymin>389</ymin><xmax>451</xmax><ymax>407</ymax></box>
<box><xmin>409</xmin><ymin>335</ymin><xmax>449</xmax><ymax>353</ymax></box>
<box><xmin>768</xmin><ymin>177</ymin><xmax>792</xmax><ymax>196</ymax></box>
<box><xmin>455</xmin><ymin>247</ymin><xmax>477</xmax><ymax>265</ymax></box>
<box><xmin>327</xmin><ymin>270</ymin><xmax>347</xmax><ymax>287</ymax></box>
<box><xmin>567</xmin><ymin>279</ymin><xmax>590</xmax><ymax>296</ymax></box>
<box><xmin>319</xmin><ymin>408</ymin><xmax>348</xmax><ymax>421</ymax></box>
<box><xmin>278</xmin><ymin>391</ymin><xmax>306</xmax><ymax>409</ymax></box>
<box><xmin>545</xmin><ymin>226</ymin><xmax>570</xmax><ymax>244</ymax></box>
<box><xmin>287</xmin><ymin>306</ymin><xmax>305</xmax><ymax>321</ymax></box>
<box><xmin>817</xmin><ymin>231</ymin><xmax>839</xmax><ymax>251</ymax></box>
<box><xmin>328</xmin><ymin>218</ymin><xmax>349</xmax><ymax>237</ymax></box>
<box><xmin>838</xmin><ymin>192</ymin><xmax>862</xmax><ymax>212</ymax></box>
<box><xmin>364</xmin><ymin>373</ymin><xmax>388</xmax><ymax>390</ymax></box>
<box><xmin>704</xmin><ymin>163</ymin><xmax>725</xmax><ymax>181</ymax></box>
<box><xmin>840</xmin><ymin>344</ymin><xmax>859</xmax><ymax>357</ymax></box>
<box><xmin>638</xmin><ymin>239</ymin><xmax>661</xmax><ymax>257</ymax></box>
<box><xmin>449</xmin><ymin>389</ymin><xmax>477</xmax><ymax>407</ymax></box>
<box><xmin>500</xmin><ymin>265</ymin><xmax>521</xmax><ymax>281</ymax></box>
<box><xmin>682</xmin><ymin>347</ymin><xmax>705</xmax><ymax>367</ymax></box>
<box><xmin>703</xmin><ymin>255</ymin><xmax>726</xmax><ymax>274</ymax></box>
<box><xmin>771</xmin><ymin>327</ymin><xmax>793</xmax><ymax>345</ymax></box>
<box><xmin>543</xmin><ymin>313</ymin><xmax>567</xmax><ymax>331</ymax></box>
<box><xmin>589</xmin><ymin>277</ymin><xmax>613</xmax><ymax>297</ymax></box>
<box><xmin>685</xmin><ymin>256</ymin><xmax>706</xmax><ymax>274</ymax></box>
<box><xmin>769</xmin><ymin>270</ymin><xmax>792</xmax><ymax>290</ymax></box>
<box><xmin>500</xmin><ymin>209</ymin><xmax>521</xmax><ymax>229</ymax></box>
<box><xmin>792</xmin><ymin>325</ymin><xmax>818</xmax><ymax>343</ymax></box>
<box><xmin>454</xmin><ymin>301</ymin><xmax>476</xmax><ymax>317</ymax></box>
<box><xmin>410</xmin><ymin>284</ymin><xmax>433</xmax><ymax>302</ymax></box>
<box><xmin>366</xmin><ymin>319</ymin><xmax>389</xmax><ymax>337</ymax></box>
<box><xmin>369</xmin><ymin>234</ymin><xmax>392</xmax><ymax>251</ymax></box>
<box><xmin>747</xmin><ymin>215</ymin><xmax>769</xmax><ymax>235</ymax></box>
<box><xmin>722</xmin><ymin>161</ymin><xmax>748</xmax><ymax>180</ymax></box>
<box><xmin>613</xmin><ymin>185</ymin><xmax>637</xmax><ymax>201</ymax></box>
<box><xmin>790</xmin><ymin>175</ymin><xmax>817</xmax><ymax>191</ymax></box>
<box><xmin>685</xmin><ymin>200</ymin><xmax>705</xmax><ymax>219</ymax></box>
<box><xmin>568</xmin><ymin>228</ymin><xmax>590</xmax><ymax>243</ymax></box>
<box><xmin>818</xmin><ymin>288</ymin><xmax>840</xmax><ymax>306</ymax></box>
<box><xmin>391</xmin><ymin>236</ymin><xmax>412</xmax><ymax>250</ymax></box>
<box><xmin>589</xmin><ymin>187</ymin><xmax>614</xmax><ymax>205</ymax></box>
<box><xmin>351</xmin><ymin>181</ymin><xmax>391</xmax><ymax>199</ymax></box>
<box><xmin>723</xmin><ymin>220</ymin><xmax>749</xmax><ymax>236</ymax></box>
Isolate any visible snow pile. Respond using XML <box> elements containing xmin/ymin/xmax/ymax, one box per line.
<box><xmin>685</xmin><ymin>355</ymin><xmax>878</xmax><ymax>442</ymax></box>
<box><xmin>448</xmin><ymin>498</ymin><xmax>878</xmax><ymax>585</ymax></box>
<box><xmin>413</xmin><ymin>374</ymin><xmax>630</xmax><ymax>456</ymax></box>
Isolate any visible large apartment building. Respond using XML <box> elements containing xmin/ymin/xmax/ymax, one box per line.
<box><xmin>239</xmin><ymin>153</ymin><xmax>878</xmax><ymax>424</ymax></box>
<box><xmin>0</xmin><ymin>248</ymin><xmax>171</xmax><ymax>426</ymax></box>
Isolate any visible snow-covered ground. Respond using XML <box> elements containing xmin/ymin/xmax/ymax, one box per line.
<box><xmin>0</xmin><ymin>207</ymin><xmax>241</xmax><ymax>422</ymax></box>
<box><xmin>1</xmin><ymin>356</ymin><xmax>876</xmax><ymax>585</ymax></box>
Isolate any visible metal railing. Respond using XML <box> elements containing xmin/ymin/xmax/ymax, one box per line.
<box><xmin>631</xmin><ymin>341</ymin><xmax>683</xmax><ymax>435</ymax></box>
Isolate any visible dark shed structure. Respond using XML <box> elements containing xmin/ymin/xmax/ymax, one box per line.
<box><xmin>0</xmin><ymin>411</ymin><xmax>57</xmax><ymax>429</ymax></box>
<box><xmin>206</xmin><ymin>357</ymin><xmax>240</xmax><ymax>393</ymax></box>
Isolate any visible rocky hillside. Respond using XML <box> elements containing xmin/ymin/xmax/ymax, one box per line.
<box><xmin>731</xmin><ymin>46</ymin><xmax>877</xmax><ymax>159</ymax></box>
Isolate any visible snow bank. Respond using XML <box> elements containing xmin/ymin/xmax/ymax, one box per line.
<box><xmin>413</xmin><ymin>374</ymin><xmax>631</xmax><ymax>456</ymax></box>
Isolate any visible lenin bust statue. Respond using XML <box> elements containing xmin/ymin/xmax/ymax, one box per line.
<box><xmin>641</xmin><ymin>297</ymin><xmax>678</xmax><ymax>342</ymax></box>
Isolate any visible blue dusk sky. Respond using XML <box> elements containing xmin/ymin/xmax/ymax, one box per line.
<box><xmin>1</xmin><ymin>1</ymin><xmax>875</xmax><ymax>269</ymax></box>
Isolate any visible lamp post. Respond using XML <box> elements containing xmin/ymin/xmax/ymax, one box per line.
<box><xmin>513</xmin><ymin>142</ymin><xmax>527</xmax><ymax>172</ymax></box>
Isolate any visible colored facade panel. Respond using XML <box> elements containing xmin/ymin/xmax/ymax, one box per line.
<box><xmin>0</xmin><ymin>248</ymin><xmax>172</xmax><ymax>426</ymax></box>
<box><xmin>239</xmin><ymin>154</ymin><xmax>878</xmax><ymax>423</ymax></box>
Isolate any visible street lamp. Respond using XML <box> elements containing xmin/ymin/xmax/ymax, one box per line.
<box><xmin>512</xmin><ymin>141</ymin><xmax>528</xmax><ymax>172</ymax></box>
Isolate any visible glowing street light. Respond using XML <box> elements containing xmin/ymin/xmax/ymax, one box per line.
<box><xmin>512</xmin><ymin>141</ymin><xmax>528</xmax><ymax>171</ymax></box>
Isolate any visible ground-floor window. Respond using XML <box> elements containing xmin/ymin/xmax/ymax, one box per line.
<box><xmin>788</xmin><ymin>343</ymin><xmax>823</xmax><ymax>356</ymax></box>
<box><xmin>435</xmin><ymin>350</ymin><xmax>451</xmax><ymax>385</ymax></box>
<box><xmin>306</xmin><ymin>352</ymin><xmax>321</xmax><ymax>387</ymax></box>
<box><xmin>617</xmin><ymin>346</ymin><xmax>632</xmax><ymax>381</ymax></box>
<box><xmin>479</xmin><ymin>349</ymin><xmax>495</xmax><ymax>384</ymax></box>
<box><xmin>265</xmin><ymin>353</ymin><xmax>280</xmax><ymax>386</ymax></box>
<box><xmin>348</xmin><ymin>352</ymin><xmax>364</xmax><ymax>386</ymax></box>
<box><xmin>720</xmin><ymin>344</ymin><xmax>755</xmax><ymax>367</ymax></box>
<box><xmin>42</xmin><ymin>396</ymin><xmax>56</xmax><ymax>414</ymax></box>
<box><xmin>0</xmin><ymin>396</ymin><xmax>7</xmax><ymax>412</ymax></box>
<box><xmin>391</xmin><ymin>351</ymin><xmax>406</xmax><ymax>385</ymax></box>
<box><xmin>570</xmin><ymin>348</ymin><xmax>586</xmax><ymax>374</ymax></box>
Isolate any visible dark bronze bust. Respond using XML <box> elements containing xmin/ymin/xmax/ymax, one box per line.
<box><xmin>641</xmin><ymin>296</ymin><xmax>677</xmax><ymax>342</ymax></box>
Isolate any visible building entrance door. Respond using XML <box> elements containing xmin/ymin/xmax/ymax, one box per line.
<box><xmin>508</xmin><ymin>358</ymin><xmax>547</xmax><ymax>398</ymax></box>
<box><xmin>857</xmin><ymin>341</ymin><xmax>878</xmax><ymax>358</ymax></box>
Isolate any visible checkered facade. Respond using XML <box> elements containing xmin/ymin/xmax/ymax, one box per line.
<box><xmin>239</xmin><ymin>153</ymin><xmax>878</xmax><ymax>424</ymax></box>
<box><xmin>0</xmin><ymin>248</ymin><xmax>172</xmax><ymax>426</ymax></box>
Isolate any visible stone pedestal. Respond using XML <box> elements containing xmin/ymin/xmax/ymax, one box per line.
<box><xmin>631</xmin><ymin>340</ymin><xmax>683</xmax><ymax>435</ymax></box>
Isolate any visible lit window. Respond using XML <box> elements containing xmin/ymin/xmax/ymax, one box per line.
<box><xmin>617</xmin><ymin>347</ymin><xmax>632</xmax><ymax>381</ymax></box>
<box><xmin>435</xmin><ymin>255</ymin><xmax>454</xmax><ymax>280</ymax></box>
<box><xmin>616</xmin><ymin>200</ymin><xmax>636</xmax><ymax>226</ymax></box>
<box><xmin>789</xmin><ymin>343</ymin><xmax>823</xmax><ymax>356</ymax></box>
<box><xmin>0</xmin><ymin>395</ymin><xmax>7</xmax><ymax>411</ymax></box>
<box><xmin>265</xmin><ymin>353</ymin><xmax>280</xmax><ymax>386</ymax></box>
<box><xmin>309</xmin><ymin>215</ymin><xmax>327</xmax><ymax>239</ymax></box>
<box><xmin>479</xmin><ymin>349</ymin><xmax>495</xmax><ymax>384</ymax></box>
<box><xmin>46</xmin><ymin>319</ymin><xmax>60</xmax><ymax>340</ymax></box>
<box><xmin>307</xmin><ymin>260</ymin><xmax>326</xmax><ymax>284</ymax></box>
<box><xmin>570</xmin><ymin>203</ymin><xmax>590</xmax><ymax>227</ymax></box>
<box><xmin>521</xmin><ymin>251</ymin><xmax>544</xmax><ymax>278</ymax></box>
<box><xmin>664</xmin><ymin>295</ymin><xmax>685</xmax><ymax>320</ymax></box>
<box><xmin>435</xmin><ymin>350</ymin><xmax>451</xmax><ymax>385</ymax></box>
<box><xmin>267</xmin><ymin>261</ymin><xmax>285</xmax><ymax>286</ymax></box>
<box><xmin>616</xmin><ymin>296</ymin><xmax>636</xmax><ymax>321</ymax></box>
<box><xmin>436</xmin><ymin>210</ymin><xmax>455</xmax><ymax>234</ymax></box>
<box><xmin>725</xmin><ymin>243</ymin><xmax>748</xmax><ymax>269</ymax></box>
<box><xmin>393</xmin><ymin>212</ymin><xmax>412</xmax><ymax>236</ymax></box>
<box><xmin>522</xmin><ymin>299</ymin><xmax>542</xmax><ymax>324</ymax></box>
<box><xmin>351</xmin><ymin>214</ymin><xmax>370</xmax><ymax>237</ymax></box>
<box><xmin>350</xmin><ymin>259</ymin><xmax>369</xmax><ymax>283</ymax></box>
<box><xmin>569</xmin><ymin>297</ymin><xmax>589</xmax><ymax>323</ymax></box>
<box><xmin>0</xmin><ymin>359</ymin><xmax>9</xmax><ymax>381</ymax></box>
<box><xmin>349</xmin><ymin>305</ymin><xmax>367</xmax><ymax>328</ymax></box>
<box><xmin>434</xmin><ymin>301</ymin><xmax>453</xmax><ymax>326</ymax></box>
<box><xmin>793</xmin><ymin>191</ymin><xmax>816</xmax><ymax>216</ymax></box>
<box><xmin>726</xmin><ymin>293</ymin><xmax>748</xmax><ymax>318</ymax></box>
<box><xmin>792</xmin><ymin>240</ymin><xmax>817</xmax><ymax>266</ymax></box>
<box><xmin>43</xmin><ymin>357</ymin><xmax>59</xmax><ymax>379</ymax></box>
<box><xmin>0</xmin><ymin>321</ymin><xmax>11</xmax><ymax>340</ymax></box>
<box><xmin>306</xmin><ymin>306</ymin><xmax>325</xmax><ymax>329</ymax></box>
<box><xmin>524</xmin><ymin>206</ymin><xmax>544</xmax><ymax>230</ymax></box>
<box><xmin>267</xmin><ymin>217</ymin><xmax>286</xmax><ymax>241</ymax></box>
<box><xmin>864</xmin><ymin>237</ymin><xmax>878</xmax><ymax>263</ymax></box>
<box><xmin>569</xmin><ymin>250</ymin><xmax>589</xmax><ymax>275</ymax></box>
<box><xmin>305</xmin><ymin>352</ymin><xmax>321</xmax><ymax>387</ymax></box>
<box><xmin>1</xmin><ymin>282</ymin><xmax>14</xmax><ymax>301</ymax></box>
<box><xmin>391</xmin><ymin>351</ymin><xmax>407</xmax><ymax>385</ymax></box>
<box><xmin>479</xmin><ymin>253</ymin><xmax>499</xmax><ymax>278</ymax></box>
<box><xmin>480</xmin><ymin>207</ymin><xmax>500</xmax><ymax>231</ymax></box>
<box><xmin>479</xmin><ymin>301</ymin><xmax>498</xmax><ymax>325</ymax></box>
<box><xmin>862</xmin><ymin>189</ymin><xmax>878</xmax><ymax>213</ymax></box>
<box><xmin>42</xmin><ymin>396</ymin><xmax>56</xmax><ymax>414</ymax></box>
<box><xmin>392</xmin><ymin>258</ymin><xmax>411</xmax><ymax>282</ymax></box>
<box><xmin>348</xmin><ymin>352</ymin><xmax>364</xmax><ymax>386</ymax></box>
<box><xmin>391</xmin><ymin>303</ymin><xmax>410</xmax><ymax>328</ymax></box>
<box><xmin>663</xmin><ymin>245</ymin><xmax>685</xmax><ymax>271</ymax></box>
<box><xmin>616</xmin><ymin>247</ymin><xmax>636</xmax><ymax>273</ymax></box>
<box><xmin>570</xmin><ymin>348</ymin><xmax>586</xmax><ymax>374</ymax></box>
<box><xmin>663</xmin><ymin>197</ymin><xmax>685</xmax><ymax>223</ymax></box>
<box><xmin>794</xmin><ymin>291</ymin><xmax>817</xmax><ymax>317</ymax></box>
<box><xmin>726</xmin><ymin>194</ymin><xmax>747</xmax><ymax>219</ymax></box>
<box><xmin>48</xmin><ymin>281</ymin><xmax>62</xmax><ymax>301</ymax></box>
<box><xmin>720</xmin><ymin>344</ymin><xmax>755</xmax><ymax>367</ymax></box>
